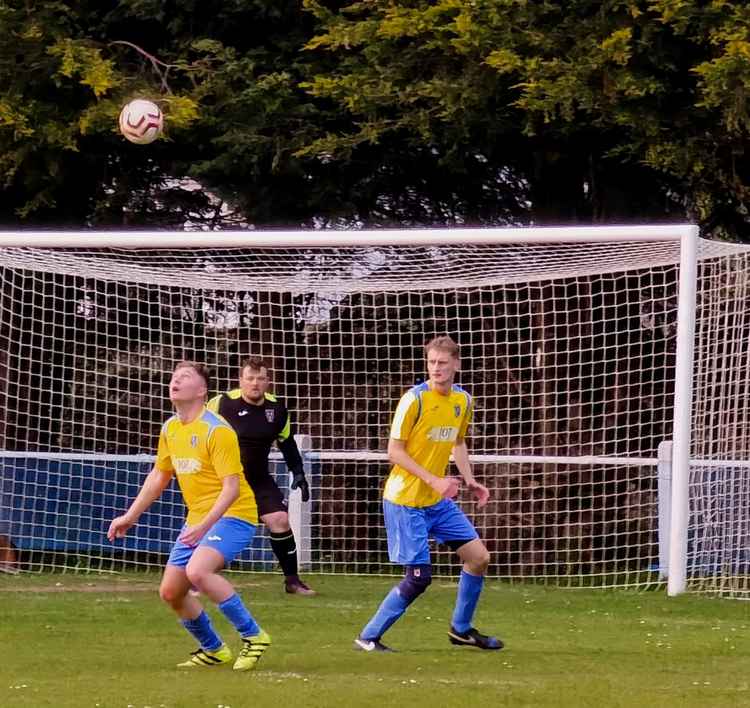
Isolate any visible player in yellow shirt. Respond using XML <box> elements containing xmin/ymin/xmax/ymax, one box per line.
<box><xmin>355</xmin><ymin>336</ymin><xmax>502</xmax><ymax>652</ymax></box>
<box><xmin>107</xmin><ymin>361</ymin><xmax>271</xmax><ymax>671</ymax></box>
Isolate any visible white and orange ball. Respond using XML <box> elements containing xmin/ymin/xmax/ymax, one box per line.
<box><xmin>118</xmin><ymin>99</ymin><xmax>164</xmax><ymax>145</ymax></box>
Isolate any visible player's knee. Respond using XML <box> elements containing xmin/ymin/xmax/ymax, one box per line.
<box><xmin>263</xmin><ymin>511</ymin><xmax>291</xmax><ymax>534</ymax></box>
<box><xmin>185</xmin><ymin>564</ymin><xmax>210</xmax><ymax>590</ymax></box>
<box><xmin>473</xmin><ymin>548</ymin><xmax>491</xmax><ymax>573</ymax></box>
<box><xmin>159</xmin><ymin>582</ymin><xmax>183</xmax><ymax>606</ymax></box>
<box><xmin>398</xmin><ymin>564</ymin><xmax>432</xmax><ymax>602</ymax></box>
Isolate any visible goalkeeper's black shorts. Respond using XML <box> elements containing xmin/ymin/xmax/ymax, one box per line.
<box><xmin>247</xmin><ymin>472</ymin><xmax>287</xmax><ymax>517</ymax></box>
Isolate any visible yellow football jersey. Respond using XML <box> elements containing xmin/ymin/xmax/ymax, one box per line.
<box><xmin>155</xmin><ymin>408</ymin><xmax>258</xmax><ymax>525</ymax></box>
<box><xmin>383</xmin><ymin>382</ymin><xmax>472</xmax><ymax>507</ymax></box>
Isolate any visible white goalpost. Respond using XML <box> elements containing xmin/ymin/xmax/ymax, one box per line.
<box><xmin>1</xmin><ymin>225</ymin><xmax>749</xmax><ymax>596</ymax></box>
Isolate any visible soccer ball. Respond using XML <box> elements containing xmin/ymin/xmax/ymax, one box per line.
<box><xmin>118</xmin><ymin>99</ymin><xmax>164</xmax><ymax>145</ymax></box>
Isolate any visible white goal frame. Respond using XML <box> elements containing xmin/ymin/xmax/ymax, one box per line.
<box><xmin>0</xmin><ymin>224</ymin><xmax>713</xmax><ymax>593</ymax></box>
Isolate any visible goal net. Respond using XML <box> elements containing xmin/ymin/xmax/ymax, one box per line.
<box><xmin>685</xmin><ymin>248</ymin><xmax>750</xmax><ymax>597</ymax></box>
<box><xmin>1</xmin><ymin>227</ymin><xmax>748</xmax><ymax>594</ymax></box>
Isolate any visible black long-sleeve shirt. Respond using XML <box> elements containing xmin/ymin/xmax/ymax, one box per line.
<box><xmin>207</xmin><ymin>389</ymin><xmax>304</xmax><ymax>480</ymax></box>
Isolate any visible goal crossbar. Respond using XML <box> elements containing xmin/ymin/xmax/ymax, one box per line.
<box><xmin>0</xmin><ymin>225</ymin><xmax>694</xmax><ymax>248</ymax></box>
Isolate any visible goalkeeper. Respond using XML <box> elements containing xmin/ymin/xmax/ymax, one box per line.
<box><xmin>208</xmin><ymin>357</ymin><xmax>315</xmax><ymax>596</ymax></box>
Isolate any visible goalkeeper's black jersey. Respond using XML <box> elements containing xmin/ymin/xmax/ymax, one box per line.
<box><xmin>207</xmin><ymin>389</ymin><xmax>303</xmax><ymax>480</ymax></box>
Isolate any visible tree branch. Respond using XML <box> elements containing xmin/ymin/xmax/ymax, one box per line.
<box><xmin>109</xmin><ymin>40</ymin><xmax>181</xmax><ymax>94</ymax></box>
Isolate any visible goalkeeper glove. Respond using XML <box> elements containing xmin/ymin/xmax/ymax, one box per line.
<box><xmin>291</xmin><ymin>469</ymin><xmax>310</xmax><ymax>502</ymax></box>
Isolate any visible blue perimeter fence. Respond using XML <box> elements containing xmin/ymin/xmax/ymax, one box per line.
<box><xmin>0</xmin><ymin>455</ymin><xmax>316</xmax><ymax>569</ymax></box>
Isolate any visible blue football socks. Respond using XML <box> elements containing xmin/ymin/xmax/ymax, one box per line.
<box><xmin>181</xmin><ymin>610</ymin><xmax>222</xmax><ymax>651</ymax></box>
<box><xmin>218</xmin><ymin>593</ymin><xmax>261</xmax><ymax>638</ymax></box>
<box><xmin>360</xmin><ymin>586</ymin><xmax>410</xmax><ymax>640</ymax></box>
<box><xmin>451</xmin><ymin>570</ymin><xmax>484</xmax><ymax>633</ymax></box>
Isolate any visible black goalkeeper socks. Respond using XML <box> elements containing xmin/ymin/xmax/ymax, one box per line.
<box><xmin>269</xmin><ymin>530</ymin><xmax>298</xmax><ymax>577</ymax></box>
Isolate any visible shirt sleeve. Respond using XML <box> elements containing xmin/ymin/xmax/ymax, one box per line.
<box><xmin>277</xmin><ymin>405</ymin><xmax>292</xmax><ymax>442</ymax></box>
<box><xmin>457</xmin><ymin>395</ymin><xmax>473</xmax><ymax>440</ymax></box>
<box><xmin>276</xmin><ymin>405</ymin><xmax>304</xmax><ymax>473</ymax></box>
<box><xmin>206</xmin><ymin>394</ymin><xmax>222</xmax><ymax>414</ymax></box>
<box><xmin>155</xmin><ymin>427</ymin><xmax>175</xmax><ymax>473</ymax></box>
<box><xmin>390</xmin><ymin>391</ymin><xmax>419</xmax><ymax>441</ymax></box>
<box><xmin>208</xmin><ymin>425</ymin><xmax>244</xmax><ymax>479</ymax></box>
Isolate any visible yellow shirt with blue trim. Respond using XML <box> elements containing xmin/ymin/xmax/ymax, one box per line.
<box><xmin>155</xmin><ymin>408</ymin><xmax>258</xmax><ymax>525</ymax></box>
<box><xmin>383</xmin><ymin>382</ymin><xmax>473</xmax><ymax>508</ymax></box>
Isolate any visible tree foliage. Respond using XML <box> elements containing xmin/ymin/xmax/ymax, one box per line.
<box><xmin>303</xmin><ymin>0</ymin><xmax>750</xmax><ymax>237</ymax></box>
<box><xmin>2</xmin><ymin>1</ymin><xmax>750</xmax><ymax>236</ymax></box>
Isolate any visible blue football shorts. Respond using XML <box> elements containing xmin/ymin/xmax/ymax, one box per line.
<box><xmin>167</xmin><ymin>516</ymin><xmax>256</xmax><ymax>568</ymax></box>
<box><xmin>383</xmin><ymin>498</ymin><xmax>479</xmax><ymax>565</ymax></box>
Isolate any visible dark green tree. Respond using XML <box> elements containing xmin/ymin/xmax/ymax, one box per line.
<box><xmin>302</xmin><ymin>0</ymin><xmax>750</xmax><ymax>238</ymax></box>
<box><xmin>3</xmin><ymin>1</ymin><xmax>750</xmax><ymax>236</ymax></box>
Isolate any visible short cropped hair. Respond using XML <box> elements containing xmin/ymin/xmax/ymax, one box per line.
<box><xmin>240</xmin><ymin>356</ymin><xmax>270</xmax><ymax>376</ymax></box>
<box><xmin>424</xmin><ymin>335</ymin><xmax>460</xmax><ymax>359</ymax></box>
<box><xmin>174</xmin><ymin>361</ymin><xmax>211</xmax><ymax>393</ymax></box>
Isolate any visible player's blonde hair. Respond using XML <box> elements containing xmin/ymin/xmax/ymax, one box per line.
<box><xmin>424</xmin><ymin>335</ymin><xmax>460</xmax><ymax>359</ymax></box>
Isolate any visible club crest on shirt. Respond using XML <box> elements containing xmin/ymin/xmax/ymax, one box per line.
<box><xmin>265</xmin><ymin>409</ymin><xmax>275</xmax><ymax>423</ymax></box>
<box><xmin>454</xmin><ymin>405</ymin><xmax>461</xmax><ymax>418</ymax></box>
<box><xmin>190</xmin><ymin>435</ymin><xmax>198</xmax><ymax>448</ymax></box>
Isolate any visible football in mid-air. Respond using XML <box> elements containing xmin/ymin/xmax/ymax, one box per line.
<box><xmin>118</xmin><ymin>99</ymin><xmax>164</xmax><ymax>145</ymax></box>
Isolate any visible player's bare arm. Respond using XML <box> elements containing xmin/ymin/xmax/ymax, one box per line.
<box><xmin>452</xmin><ymin>439</ymin><xmax>489</xmax><ymax>508</ymax></box>
<box><xmin>387</xmin><ymin>438</ymin><xmax>460</xmax><ymax>499</ymax></box>
<box><xmin>178</xmin><ymin>474</ymin><xmax>240</xmax><ymax>547</ymax></box>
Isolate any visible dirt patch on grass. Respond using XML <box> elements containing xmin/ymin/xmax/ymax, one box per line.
<box><xmin>0</xmin><ymin>578</ymin><xmax>266</xmax><ymax>593</ymax></box>
<box><xmin>0</xmin><ymin>581</ymin><xmax>158</xmax><ymax>593</ymax></box>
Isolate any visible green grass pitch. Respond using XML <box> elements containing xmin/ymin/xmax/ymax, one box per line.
<box><xmin>2</xmin><ymin>573</ymin><xmax>749</xmax><ymax>707</ymax></box>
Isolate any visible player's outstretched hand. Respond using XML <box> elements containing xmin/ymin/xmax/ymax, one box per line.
<box><xmin>467</xmin><ymin>480</ymin><xmax>490</xmax><ymax>508</ymax></box>
<box><xmin>107</xmin><ymin>515</ymin><xmax>134</xmax><ymax>542</ymax></box>
<box><xmin>432</xmin><ymin>475</ymin><xmax>460</xmax><ymax>500</ymax></box>
<box><xmin>291</xmin><ymin>470</ymin><xmax>310</xmax><ymax>502</ymax></box>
